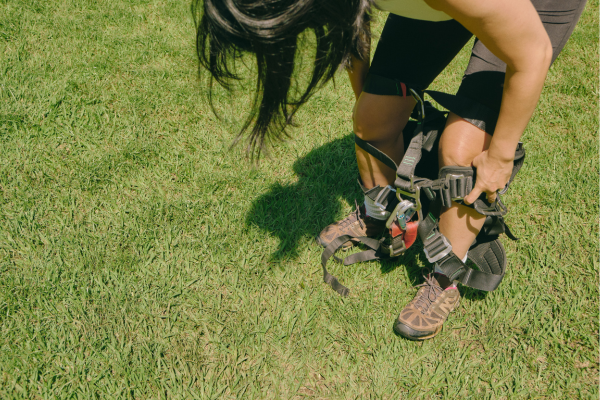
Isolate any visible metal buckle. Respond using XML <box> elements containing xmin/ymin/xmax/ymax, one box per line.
<box><xmin>423</xmin><ymin>233</ymin><xmax>453</xmax><ymax>263</ymax></box>
<box><xmin>385</xmin><ymin>200</ymin><xmax>416</xmax><ymax>229</ymax></box>
<box><xmin>397</xmin><ymin>185</ymin><xmax>422</xmax><ymax>222</ymax></box>
<box><xmin>446</xmin><ymin>173</ymin><xmax>466</xmax><ymax>202</ymax></box>
<box><xmin>397</xmin><ymin>201</ymin><xmax>416</xmax><ymax>230</ymax></box>
<box><xmin>409</xmin><ymin>89</ymin><xmax>425</xmax><ymax>120</ymax></box>
<box><xmin>381</xmin><ymin>235</ymin><xmax>408</xmax><ymax>257</ymax></box>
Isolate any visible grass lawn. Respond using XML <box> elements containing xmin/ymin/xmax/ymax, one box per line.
<box><xmin>1</xmin><ymin>0</ymin><xmax>598</xmax><ymax>398</ymax></box>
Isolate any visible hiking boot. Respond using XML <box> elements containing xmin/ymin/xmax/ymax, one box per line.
<box><xmin>393</xmin><ymin>273</ymin><xmax>460</xmax><ymax>340</ymax></box>
<box><xmin>316</xmin><ymin>202</ymin><xmax>387</xmax><ymax>249</ymax></box>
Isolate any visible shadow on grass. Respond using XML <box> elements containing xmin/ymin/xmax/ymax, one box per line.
<box><xmin>246</xmin><ymin>133</ymin><xmax>489</xmax><ymax>301</ymax></box>
<box><xmin>246</xmin><ymin>135</ymin><xmax>423</xmax><ymax>282</ymax></box>
<box><xmin>246</xmin><ymin>135</ymin><xmax>357</xmax><ymax>258</ymax></box>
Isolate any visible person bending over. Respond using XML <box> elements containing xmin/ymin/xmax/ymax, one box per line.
<box><xmin>194</xmin><ymin>0</ymin><xmax>585</xmax><ymax>340</ymax></box>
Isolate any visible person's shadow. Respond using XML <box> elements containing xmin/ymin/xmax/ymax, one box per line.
<box><xmin>246</xmin><ymin>132</ymin><xmax>490</xmax><ymax>301</ymax></box>
<box><xmin>245</xmin><ymin>133</ymin><xmax>428</xmax><ymax>286</ymax></box>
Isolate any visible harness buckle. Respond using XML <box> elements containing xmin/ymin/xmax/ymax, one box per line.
<box><xmin>388</xmin><ymin>240</ymin><xmax>407</xmax><ymax>257</ymax></box>
<box><xmin>385</xmin><ymin>200</ymin><xmax>416</xmax><ymax>229</ymax></box>
<box><xmin>397</xmin><ymin>185</ymin><xmax>422</xmax><ymax>222</ymax></box>
<box><xmin>423</xmin><ymin>231</ymin><xmax>453</xmax><ymax>263</ymax></box>
<box><xmin>409</xmin><ymin>89</ymin><xmax>425</xmax><ymax>120</ymax></box>
<box><xmin>445</xmin><ymin>173</ymin><xmax>472</xmax><ymax>201</ymax></box>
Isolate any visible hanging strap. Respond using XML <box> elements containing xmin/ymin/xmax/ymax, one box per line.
<box><xmin>321</xmin><ymin>234</ymin><xmax>384</xmax><ymax>297</ymax></box>
<box><xmin>395</xmin><ymin>90</ymin><xmax>433</xmax><ymax>193</ymax></box>
<box><xmin>354</xmin><ymin>135</ymin><xmax>397</xmax><ymax>171</ymax></box>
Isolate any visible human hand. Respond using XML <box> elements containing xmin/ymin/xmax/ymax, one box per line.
<box><xmin>463</xmin><ymin>150</ymin><xmax>513</xmax><ymax>204</ymax></box>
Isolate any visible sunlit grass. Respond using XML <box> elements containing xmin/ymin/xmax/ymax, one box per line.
<box><xmin>0</xmin><ymin>0</ymin><xmax>598</xmax><ymax>398</ymax></box>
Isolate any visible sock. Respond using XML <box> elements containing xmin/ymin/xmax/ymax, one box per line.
<box><xmin>363</xmin><ymin>188</ymin><xmax>394</xmax><ymax>221</ymax></box>
<box><xmin>434</xmin><ymin>253</ymin><xmax>467</xmax><ymax>289</ymax></box>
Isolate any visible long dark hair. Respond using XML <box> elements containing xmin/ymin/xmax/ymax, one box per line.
<box><xmin>193</xmin><ymin>0</ymin><xmax>373</xmax><ymax>158</ymax></box>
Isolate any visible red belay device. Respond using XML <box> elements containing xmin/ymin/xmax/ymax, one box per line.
<box><xmin>321</xmin><ymin>89</ymin><xmax>525</xmax><ymax>296</ymax></box>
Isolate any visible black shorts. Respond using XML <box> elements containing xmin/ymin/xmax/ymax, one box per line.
<box><xmin>364</xmin><ymin>0</ymin><xmax>587</xmax><ymax>134</ymax></box>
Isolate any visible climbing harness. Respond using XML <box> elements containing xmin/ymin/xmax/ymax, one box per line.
<box><xmin>321</xmin><ymin>88</ymin><xmax>525</xmax><ymax>296</ymax></box>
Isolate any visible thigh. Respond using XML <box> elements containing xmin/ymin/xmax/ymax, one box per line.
<box><xmin>368</xmin><ymin>14</ymin><xmax>473</xmax><ymax>92</ymax></box>
<box><xmin>356</xmin><ymin>14</ymin><xmax>472</xmax><ymax>142</ymax></box>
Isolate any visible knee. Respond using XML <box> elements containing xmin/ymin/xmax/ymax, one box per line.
<box><xmin>352</xmin><ymin>102</ymin><xmax>383</xmax><ymax>141</ymax></box>
<box><xmin>438</xmin><ymin>142</ymin><xmax>475</xmax><ymax>168</ymax></box>
<box><xmin>438</xmin><ymin>114</ymin><xmax>492</xmax><ymax>168</ymax></box>
<box><xmin>353</xmin><ymin>100</ymin><xmax>412</xmax><ymax>142</ymax></box>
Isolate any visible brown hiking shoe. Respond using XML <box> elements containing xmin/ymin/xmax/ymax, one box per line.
<box><xmin>316</xmin><ymin>202</ymin><xmax>387</xmax><ymax>249</ymax></box>
<box><xmin>393</xmin><ymin>273</ymin><xmax>460</xmax><ymax>340</ymax></box>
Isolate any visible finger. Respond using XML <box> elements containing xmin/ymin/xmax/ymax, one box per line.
<box><xmin>464</xmin><ymin>187</ymin><xmax>482</xmax><ymax>205</ymax></box>
<box><xmin>487</xmin><ymin>191</ymin><xmax>497</xmax><ymax>203</ymax></box>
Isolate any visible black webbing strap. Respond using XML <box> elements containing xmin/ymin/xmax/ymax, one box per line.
<box><xmin>423</xmin><ymin>165</ymin><xmax>511</xmax><ymax>217</ymax></box>
<box><xmin>354</xmin><ymin>135</ymin><xmax>397</xmax><ymax>171</ymax></box>
<box><xmin>342</xmin><ymin>248</ymin><xmax>381</xmax><ymax>265</ymax></box>
<box><xmin>321</xmin><ymin>234</ymin><xmax>383</xmax><ymax>297</ymax></box>
<box><xmin>417</xmin><ymin>195</ymin><xmax>506</xmax><ymax>291</ymax></box>
<box><xmin>500</xmin><ymin>142</ymin><xmax>525</xmax><ymax>195</ymax></box>
<box><xmin>481</xmin><ymin>216</ymin><xmax>518</xmax><ymax>241</ymax></box>
<box><xmin>396</xmin><ymin>123</ymin><xmax>423</xmax><ymax>179</ymax></box>
<box><xmin>436</xmin><ymin>252</ymin><xmax>505</xmax><ymax>291</ymax></box>
<box><xmin>395</xmin><ymin>92</ymin><xmax>447</xmax><ymax>193</ymax></box>
<box><xmin>418</xmin><ymin>198</ymin><xmax>451</xmax><ymax>262</ymax></box>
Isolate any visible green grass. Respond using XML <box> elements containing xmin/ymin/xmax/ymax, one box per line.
<box><xmin>1</xmin><ymin>0</ymin><xmax>598</xmax><ymax>398</ymax></box>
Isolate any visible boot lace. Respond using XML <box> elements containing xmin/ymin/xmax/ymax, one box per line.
<box><xmin>338</xmin><ymin>200</ymin><xmax>365</xmax><ymax>230</ymax></box>
<box><xmin>412</xmin><ymin>273</ymin><xmax>444</xmax><ymax>314</ymax></box>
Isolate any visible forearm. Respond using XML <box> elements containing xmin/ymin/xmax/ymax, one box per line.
<box><xmin>488</xmin><ymin>65</ymin><xmax>548</xmax><ymax>161</ymax></box>
<box><xmin>426</xmin><ymin>0</ymin><xmax>552</xmax><ymax>161</ymax></box>
<box><xmin>347</xmin><ymin>18</ymin><xmax>371</xmax><ymax>101</ymax></box>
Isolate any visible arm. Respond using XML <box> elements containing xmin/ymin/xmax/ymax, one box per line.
<box><xmin>347</xmin><ymin>53</ymin><xmax>370</xmax><ymax>101</ymax></box>
<box><xmin>425</xmin><ymin>0</ymin><xmax>553</xmax><ymax>203</ymax></box>
<box><xmin>347</xmin><ymin>21</ymin><xmax>371</xmax><ymax>101</ymax></box>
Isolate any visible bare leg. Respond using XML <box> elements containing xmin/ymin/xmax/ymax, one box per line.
<box><xmin>316</xmin><ymin>92</ymin><xmax>415</xmax><ymax>248</ymax></box>
<box><xmin>438</xmin><ymin>113</ymin><xmax>493</xmax><ymax>260</ymax></box>
<box><xmin>353</xmin><ymin>92</ymin><xmax>416</xmax><ymax>189</ymax></box>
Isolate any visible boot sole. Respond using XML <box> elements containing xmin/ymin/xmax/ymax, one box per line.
<box><xmin>393</xmin><ymin>320</ymin><xmax>443</xmax><ymax>341</ymax></box>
